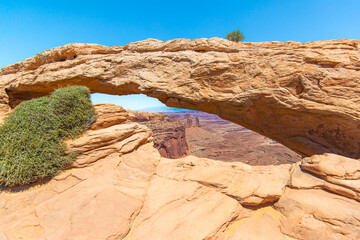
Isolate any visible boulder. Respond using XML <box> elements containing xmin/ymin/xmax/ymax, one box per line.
<box><xmin>133</xmin><ymin>113</ymin><xmax>190</xmax><ymax>159</ymax></box>
<box><xmin>90</xmin><ymin>103</ymin><xmax>134</xmax><ymax>130</ymax></box>
<box><xmin>297</xmin><ymin>153</ymin><xmax>360</xmax><ymax>201</ymax></box>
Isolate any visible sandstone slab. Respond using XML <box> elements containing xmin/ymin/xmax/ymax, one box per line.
<box><xmin>301</xmin><ymin>153</ymin><xmax>360</xmax><ymax>180</ymax></box>
<box><xmin>275</xmin><ymin>188</ymin><xmax>360</xmax><ymax>240</ymax></box>
<box><xmin>90</xmin><ymin>103</ymin><xmax>134</xmax><ymax>130</ymax></box>
<box><xmin>124</xmin><ymin>176</ymin><xmax>241</xmax><ymax>240</ymax></box>
<box><xmin>300</xmin><ymin>153</ymin><xmax>360</xmax><ymax>201</ymax></box>
<box><xmin>0</xmin><ymin>128</ymin><xmax>159</xmax><ymax>240</ymax></box>
<box><xmin>290</xmin><ymin>162</ymin><xmax>360</xmax><ymax>202</ymax></box>
<box><xmin>218</xmin><ymin>207</ymin><xmax>294</xmax><ymax>240</ymax></box>
<box><xmin>66</xmin><ymin>122</ymin><xmax>152</xmax><ymax>168</ymax></box>
<box><xmin>1</xmin><ymin>99</ymin><xmax>360</xmax><ymax>239</ymax></box>
<box><xmin>156</xmin><ymin>156</ymin><xmax>291</xmax><ymax>205</ymax></box>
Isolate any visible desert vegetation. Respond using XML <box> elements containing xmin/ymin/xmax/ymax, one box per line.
<box><xmin>226</xmin><ymin>30</ymin><xmax>245</xmax><ymax>42</ymax></box>
<box><xmin>0</xmin><ymin>86</ymin><xmax>96</xmax><ymax>187</ymax></box>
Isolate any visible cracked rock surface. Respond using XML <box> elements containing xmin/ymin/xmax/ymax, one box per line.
<box><xmin>1</xmin><ymin>105</ymin><xmax>360</xmax><ymax>240</ymax></box>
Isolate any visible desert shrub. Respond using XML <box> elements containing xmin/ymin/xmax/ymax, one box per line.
<box><xmin>0</xmin><ymin>86</ymin><xmax>96</xmax><ymax>187</ymax></box>
<box><xmin>226</xmin><ymin>30</ymin><xmax>245</xmax><ymax>42</ymax></box>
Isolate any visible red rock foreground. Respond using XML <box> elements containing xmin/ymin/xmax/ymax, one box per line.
<box><xmin>1</xmin><ymin>105</ymin><xmax>359</xmax><ymax>240</ymax></box>
<box><xmin>0</xmin><ymin>38</ymin><xmax>360</xmax><ymax>158</ymax></box>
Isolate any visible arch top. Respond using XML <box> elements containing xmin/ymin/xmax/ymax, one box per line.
<box><xmin>1</xmin><ymin>38</ymin><xmax>360</xmax><ymax>158</ymax></box>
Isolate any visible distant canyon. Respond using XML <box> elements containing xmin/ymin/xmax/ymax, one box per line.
<box><xmin>134</xmin><ymin>109</ymin><xmax>301</xmax><ymax>165</ymax></box>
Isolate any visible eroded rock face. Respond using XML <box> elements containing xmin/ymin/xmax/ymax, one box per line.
<box><xmin>156</xmin><ymin>156</ymin><xmax>291</xmax><ymax>206</ymax></box>
<box><xmin>90</xmin><ymin>103</ymin><xmax>134</xmax><ymax>130</ymax></box>
<box><xmin>0</xmin><ymin>122</ymin><xmax>156</xmax><ymax>240</ymax></box>
<box><xmin>275</xmin><ymin>189</ymin><xmax>360</xmax><ymax>240</ymax></box>
<box><xmin>132</xmin><ymin>111</ymin><xmax>190</xmax><ymax>158</ymax></box>
<box><xmin>139</xmin><ymin>120</ymin><xmax>189</xmax><ymax>159</ymax></box>
<box><xmin>1</xmin><ymin>108</ymin><xmax>360</xmax><ymax>240</ymax></box>
<box><xmin>0</xmin><ymin>38</ymin><xmax>359</xmax><ymax>158</ymax></box>
<box><xmin>297</xmin><ymin>153</ymin><xmax>360</xmax><ymax>201</ymax></box>
<box><xmin>184</xmin><ymin>113</ymin><xmax>193</xmax><ymax>128</ymax></box>
<box><xmin>195</xmin><ymin>115</ymin><xmax>201</xmax><ymax>127</ymax></box>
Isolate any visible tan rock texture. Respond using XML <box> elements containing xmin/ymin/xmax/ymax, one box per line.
<box><xmin>0</xmin><ymin>121</ymin><xmax>157</xmax><ymax>240</ymax></box>
<box><xmin>1</xmin><ymin>108</ymin><xmax>360</xmax><ymax>239</ymax></box>
<box><xmin>150</xmin><ymin>123</ymin><xmax>189</xmax><ymax>159</ymax></box>
<box><xmin>0</xmin><ymin>38</ymin><xmax>359</xmax><ymax>158</ymax></box>
<box><xmin>275</xmin><ymin>189</ymin><xmax>360</xmax><ymax>240</ymax></box>
<box><xmin>1</xmin><ymin>38</ymin><xmax>360</xmax><ymax>239</ymax></box>
<box><xmin>298</xmin><ymin>153</ymin><xmax>360</xmax><ymax>201</ymax></box>
<box><xmin>132</xmin><ymin>112</ymin><xmax>190</xmax><ymax>159</ymax></box>
<box><xmin>90</xmin><ymin>103</ymin><xmax>134</xmax><ymax>130</ymax></box>
<box><xmin>155</xmin><ymin>156</ymin><xmax>291</xmax><ymax>206</ymax></box>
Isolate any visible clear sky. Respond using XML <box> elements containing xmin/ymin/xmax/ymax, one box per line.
<box><xmin>91</xmin><ymin>93</ymin><xmax>163</xmax><ymax>110</ymax></box>
<box><xmin>1</xmin><ymin>0</ymin><xmax>359</xmax><ymax>110</ymax></box>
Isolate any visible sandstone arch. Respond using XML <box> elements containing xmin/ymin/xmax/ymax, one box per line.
<box><xmin>0</xmin><ymin>38</ymin><xmax>359</xmax><ymax>158</ymax></box>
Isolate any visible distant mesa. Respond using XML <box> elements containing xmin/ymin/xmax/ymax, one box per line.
<box><xmin>195</xmin><ymin>116</ymin><xmax>201</xmax><ymax>127</ymax></box>
<box><xmin>137</xmin><ymin>106</ymin><xmax>197</xmax><ymax>113</ymax></box>
<box><xmin>184</xmin><ymin>113</ymin><xmax>193</xmax><ymax>128</ymax></box>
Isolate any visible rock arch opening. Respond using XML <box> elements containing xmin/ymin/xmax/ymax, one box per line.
<box><xmin>91</xmin><ymin>93</ymin><xmax>301</xmax><ymax>165</ymax></box>
<box><xmin>1</xmin><ymin>39</ymin><xmax>359</xmax><ymax>240</ymax></box>
<box><xmin>1</xmin><ymin>39</ymin><xmax>359</xmax><ymax>159</ymax></box>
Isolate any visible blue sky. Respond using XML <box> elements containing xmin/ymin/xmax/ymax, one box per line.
<box><xmin>1</xmin><ymin>0</ymin><xmax>359</xmax><ymax>110</ymax></box>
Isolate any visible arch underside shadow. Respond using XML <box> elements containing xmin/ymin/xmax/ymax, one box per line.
<box><xmin>4</xmin><ymin>76</ymin><xmax>360</xmax><ymax>160</ymax></box>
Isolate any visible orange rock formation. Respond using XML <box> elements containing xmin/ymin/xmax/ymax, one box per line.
<box><xmin>0</xmin><ymin>38</ymin><xmax>360</xmax><ymax>239</ymax></box>
<box><xmin>0</xmin><ymin>38</ymin><xmax>359</xmax><ymax>158</ymax></box>
<box><xmin>0</xmin><ymin>105</ymin><xmax>359</xmax><ymax>239</ymax></box>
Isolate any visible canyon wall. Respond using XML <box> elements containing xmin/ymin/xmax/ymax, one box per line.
<box><xmin>133</xmin><ymin>113</ymin><xmax>190</xmax><ymax>159</ymax></box>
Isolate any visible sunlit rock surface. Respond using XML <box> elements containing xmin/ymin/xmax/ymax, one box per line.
<box><xmin>1</xmin><ymin>106</ymin><xmax>360</xmax><ymax>240</ymax></box>
<box><xmin>1</xmin><ymin>38</ymin><xmax>360</xmax><ymax>158</ymax></box>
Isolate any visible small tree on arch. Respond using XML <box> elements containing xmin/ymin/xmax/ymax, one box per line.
<box><xmin>226</xmin><ymin>30</ymin><xmax>245</xmax><ymax>42</ymax></box>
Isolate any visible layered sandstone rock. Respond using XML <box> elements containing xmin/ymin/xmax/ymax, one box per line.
<box><xmin>296</xmin><ymin>153</ymin><xmax>360</xmax><ymax>201</ymax></box>
<box><xmin>90</xmin><ymin>103</ymin><xmax>134</xmax><ymax>130</ymax></box>
<box><xmin>1</xmin><ymin>109</ymin><xmax>360</xmax><ymax>240</ymax></box>
<box><xmin>275</xmin><ymin>189</ymin><xmax>360</xmax><ymax>240</ymax></box>
<box><xmin>195</xmin><ymin>115</ymin><xmax>201</xmax><ymax>127</ymax></box>
<box><xmin>89</xmin><ymin>105</ymin><xmax>190</xmax><ymax>159</ymax></box>
<box><xmin>139</xmin><ymin>120</ymin><xmax>189</xmax><ymax>159</ymax></box>
<box><xmin>131</xmin><ymin>111</ymin><xmax>166</xmax><ymax>122</ymax></box>
<box><xmin>184</xmin><ymin>113</ymin><xmax>193</xmax><ymax>128</ymax></box>
<box><xmin>1</xmin><ymin>38</ymin><xmax>360</xmax><ymax>239</ymax></box>
<box><xmin>0</xmin><ymin>38</ymin><xmax>359</xmax><ymax>158</ymax></box>
<box><xmin>0</xmin><ymin>120</ymin><xmax>156</xmax><ymax>239</ymax></box>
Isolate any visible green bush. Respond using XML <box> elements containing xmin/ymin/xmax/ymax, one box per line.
<box><xmin>0</xmin><ymin>86</ymin><xmax>96</xmax><ymax>187</ymax></box>
<box><xmin>226</xmin><ymin>30</ymin><xmax>245</xmax><ymax>42</ymax></box>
